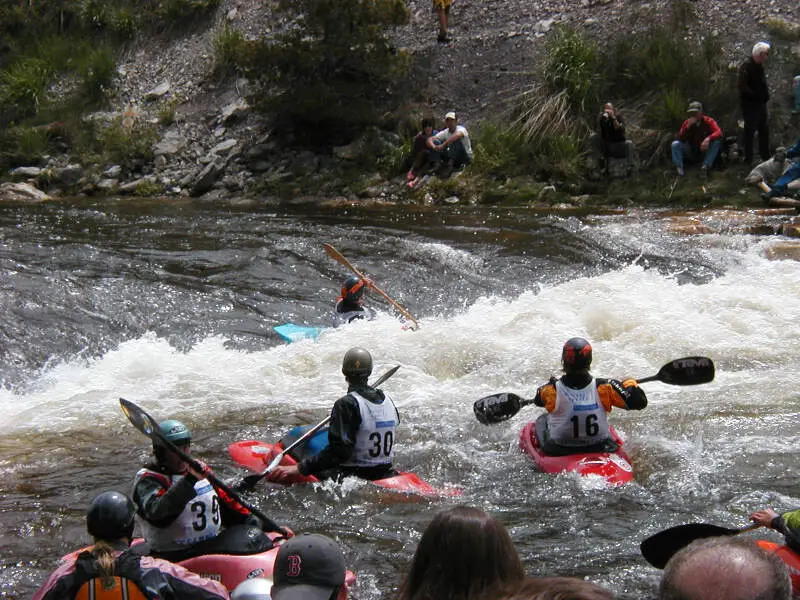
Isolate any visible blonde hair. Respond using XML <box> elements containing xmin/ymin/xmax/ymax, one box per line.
<box><xmin>90</xmin><ymin>540</ymin><xmax>118</xmax><ymax>589</ymax></box>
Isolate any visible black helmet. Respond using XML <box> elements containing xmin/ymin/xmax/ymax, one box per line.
<box><xmin>86</xmin><ymin>491</ymin><xmax>136</xmax><ymax>540</ymax></box>
<box><xmin>342</xmin><ymin>347</ymin><xmax>373</xmax><ymax>377</ymax></box>
<box><xmin>341</xmin><ymin>276</ymin><xmax>365</xmax><ymax>302</ymax></box>
<box><xmin>561</xmin><ymin>337</ymin><xmax>592</xmax><ymax>372</ymax></box>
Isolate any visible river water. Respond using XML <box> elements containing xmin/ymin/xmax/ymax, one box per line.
<box><xmin>1</xmin><ymin>198</ymin><xmax>798</xmax><ymax>599</ymax></box>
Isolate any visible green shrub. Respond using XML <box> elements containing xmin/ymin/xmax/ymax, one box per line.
<box><xmin>0</xmin><ymin>58</ymin><xmax>53</xmax><ymax>121</ymax></box>
<box><xmin>540</xmin><ymin>26</ymin><xmax>599</xmax><ymax>113</ymax></box>
<box><xmin>79</xmin><ymin>46</ymin><xmax>116</xmax><ymax>102</ymax></box>
<box><xmin>471</xmin><ymin>122</ymin><xmax>527</xmax><ymax>178</ymax></box>
<box><xmin>134</xmin><ymin>179</ymin><xmax>163</xmax><ymax>196</ymax></box>
<box><xmin>0</xmin><ymin>125</ymin><xmax>52</xmax><ymax>167</ymax></box>
<box><xmin>247</xmin><ymin>0</ymin><xmax>410</xmax><ymax>146</ymax></box>
<box><xmin>213</xmin><ymin>25</ymin><xmax>248</xmax><ymax>77</ymax></box>
<box><xmin>157</xmin><ymin>100</ymin><xmax>178</xmax><ymax>126</ymax></box>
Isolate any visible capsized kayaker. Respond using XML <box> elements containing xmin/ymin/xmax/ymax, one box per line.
<box><xmin>133</xmin><ymin>419</ymin><xmax>289</xmax><ymax>562</ymax></box>
<box><xmin>750</xmin><ymin>508</ymin><xmax>800</xmax><ymax>554</ymax></box>
<box><xmin>272</xmin><ymin>347</ymin><xmax>400</xmax><ymax>482</ymax></box>
<box><xmin>532</xmin><ymin>337</ymin><xmax>647</xmax><ymax>456</ymax></box>
<box><xmin>332</xmin><ymin>276</ymin><xmax>376</xmax><ymax>327</ymax></box>
<box><xmin>32</xmin><ymin>490</ymin><xmax>229</xmax><ymax>600</ymax></box>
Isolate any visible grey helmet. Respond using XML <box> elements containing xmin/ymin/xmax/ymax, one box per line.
<box><xmin>342</xmin><ymin>347</ymin><xmax>373</xmax><ymax>377</ymax></box>
<box><xmin>231</xmin><ymin>578</ymin><xmax>271</xmax><ymax>600</ymax></box>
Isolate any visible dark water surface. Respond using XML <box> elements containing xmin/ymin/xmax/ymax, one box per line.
<box><xmin>1</xmin><ymin>198</ymin><xmax>798</xmax><ymax>599</ymax></box>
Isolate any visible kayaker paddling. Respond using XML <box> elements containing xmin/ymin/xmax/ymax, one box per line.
<box><xmin>750</xmin><ymin>508</ymin><xmax>800</xmax><ymax>554</ymax></box>
<box><xmin>132</xmin><ymin>419</ymin><xmax>287</xmax><ymax>562</ymax></box>
<box><xmin>333</xmin><ymin>275</ymin><xmax>376</xmax><ymax>327</ymax></box>
<box><xmin>32</xmin><ymin>491</ymin><xmax>229</xmax><ymax>600</ymax></box>
<box><xmin>532</xmin><ymin>337</ymin><xmax>647</xmax><ymax>456</ymax></box>
<box><xmin>272</xmin><ymin>347</ymin><xmax>401</xmax><ymax>483</ymax></box>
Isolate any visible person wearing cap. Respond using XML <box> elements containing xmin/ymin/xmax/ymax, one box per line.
<box><xmin>271</xmin><ymin>534</ymin><xmax>347</xmax><ymax>600</ymax></box>
<box><xmin>32</xmin><ymin>490</ymin><xmax>229</xmax><ymax>600</ymax></box>
<box><xmin>333</xmin><ymin>275</ymin><xmax>376</xmax><ymax>327</ymax></box>
<box><xmin>428</xmin><ymin>112</ymin><xmax>473</xmax><ymax>175</ymax></box>
<box><xmin>271</xmin><ymin>347</ymin><xmax>400</xmax><ymax>483</ymax></box>
<box><xmin>671</xmin><ymin>101</ymin><xmax>723</xmax><ymax>177</ymax></box>
<box><xmin>132</xmin><ymin>418</ymin><xmax>288</xmax><ymax>561</ymax></box>
<box><xmin>738</xmin><ymin>42</ymin><xmax>771</xmax><ymax>164</ymax></box>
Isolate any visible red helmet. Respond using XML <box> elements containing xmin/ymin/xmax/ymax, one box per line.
<box><xmin>562</xmin><ymin>337</ymin><xmax>592</xmax><ymax>372</ymax></box>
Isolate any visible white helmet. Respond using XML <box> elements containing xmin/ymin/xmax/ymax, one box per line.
<box><xmin>231</xmin><ymin>578</ymin><xmax>272</xmax><ymax>600</ymax></box>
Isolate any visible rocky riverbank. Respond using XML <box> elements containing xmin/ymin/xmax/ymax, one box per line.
<box><xmin>1</xmin><ymin>0</ymin><xmax>799</xmax><ymax>206</ymax></box>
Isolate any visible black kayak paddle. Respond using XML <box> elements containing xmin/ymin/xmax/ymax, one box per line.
<box><xmin>473</xmin><ymin>356</ymin><xmax>715</xmax><ymax>425</ymax></box>
<box><xmin>640</xmin><ymin>522</ymin><xmax>761</xmax><ymax>569</ymax></box>
<box><xmin>119</xmin><ymin>397</ymin><xmax>289</xmax><ymax>537</ymax></box>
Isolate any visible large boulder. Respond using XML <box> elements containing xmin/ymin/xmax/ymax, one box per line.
<box><xmin>0</xmin><ymin>182</ymin><xmax>51</xmax><ymax>203</ymax></box>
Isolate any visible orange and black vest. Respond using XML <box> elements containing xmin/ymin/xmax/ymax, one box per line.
<box><xmin>69</xmin><ymin>550</ymin><xmax>152</xmax><ymax>600</ymax></box>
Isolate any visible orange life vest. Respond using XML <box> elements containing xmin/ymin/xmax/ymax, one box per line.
<box><xmin>74</xmin><ymin>576</ymin><xmax>149</xmax><ymax>600</ymax></box>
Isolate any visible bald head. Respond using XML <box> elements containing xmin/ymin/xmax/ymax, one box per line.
<box><xmin>659</xmin><ymin>538</ymin><xmax>790</xmax><ymax>600</ymax></box>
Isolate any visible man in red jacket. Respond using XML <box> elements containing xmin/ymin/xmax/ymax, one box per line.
<box><xmin>671</xmin><ymin>101</ymin><xmax>723</xmax><ymax>178</ymax></box>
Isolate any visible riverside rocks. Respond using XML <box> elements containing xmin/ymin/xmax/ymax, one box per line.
<box><xmin>6</xmin><ymin>0</ymin><xmax>800</xmax><ymax>202</ymax></box>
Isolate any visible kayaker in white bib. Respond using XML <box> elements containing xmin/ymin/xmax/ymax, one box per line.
<box><xmin>272</xmin><ymin>347</ymin><xmax>401</xmax><ymax>482</ymax></box>
<box><xmin>132</xmin><ymin>419</ymin><xmax>284</xmax><ymax>562</ymax></box>
<box><xmin>532</xmin><ymin>337</ymin><xmax>647</xmax><ymax>456</ymax></box>
<box><xmin>332</xmin><ymin>276</ymin><xmax>376</xmax><ymax>327</ymax></box>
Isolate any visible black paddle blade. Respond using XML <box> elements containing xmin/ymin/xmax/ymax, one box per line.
<box><xmin>235</xmin><ymin>473</ymin><xmax>264</xmax><ymax>493</ymax></box>
<box><xmin>651</xmin><ymin>356</ymin><xmax>715</xmax><ymax>386</ymax></box>
<box><xmin>473</xmin><ymin>393</ymin><xmax>524</xmax><ymax>425</ymax></box>
<box><xmin>640</xmin><ymin>523</ymin><xmax>740</xmax><ymax>568</ymax></box>
<box><xmin>120</xmin><ymin>398</ymin><xmax>160</xmax><ymax>440</ymax></box>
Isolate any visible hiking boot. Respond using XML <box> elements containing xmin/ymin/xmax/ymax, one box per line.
<box><xmin>437</xmin><ymin>32</ymin><xmax>452</xmax><ymax>43</ymax></box>
<box><xmin>700</xmin><ymin>164</ymin><xmax>709</xmax><ymax>179</ymax></box>
<box><xmin>676</xmin><ymin>166</ymin><xmax>684</xmax><ymax>176</ymax></box>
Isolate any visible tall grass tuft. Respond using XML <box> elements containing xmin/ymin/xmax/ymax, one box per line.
<box><xmin>213</xmin><ymin>25</ymin><xmax>248</xmax><ymax>78</ymax></box>
<box><xmin>0</xmin><ymin>58</ymin><xmax>53</xmax><ymax>121</ymax></box>
<box><xmin>540</xmin><ymin>26</ymin><xmax>599</xmax><ymax>113</ymax></box>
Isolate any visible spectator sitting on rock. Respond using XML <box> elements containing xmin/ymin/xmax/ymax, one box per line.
<box><xmin>589</xmin><ymin>102</ymin><xmax>636</xmax><ymax>177</ymax></box>
<box><xmin>428</xmin><ymin>111</ymin><xmax>473</xmax><ymax>177</ymax></box>
<box><xmin>405</xmin><ymin>117</ymin><xmax>437</xmax><ymax>188</ymax></box>
<box><xmin>671</xmin><ymin>101</ymin><xmax>722</xmax><ymax>178</ymax></box>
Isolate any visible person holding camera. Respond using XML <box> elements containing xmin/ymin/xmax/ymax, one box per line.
<box><xmin>590</xmin><ymin>102</ymin><xmax>636</xmax><ymax>176</ymax></box>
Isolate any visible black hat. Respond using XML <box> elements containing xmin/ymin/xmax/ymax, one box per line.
<box><xmin>271</xmin><ymin>534</ymin><xmax>346</xmax><ymax>600</ymax></box>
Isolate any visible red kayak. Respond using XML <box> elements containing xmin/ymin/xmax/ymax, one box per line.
<box><xmin>61</xmin><ymin>535</ymin><xmax>356</xmax><ymax>596</ymax></box>
<box><xmin>518</xmin><ymin>421</ymin><xmax>634</xmax><ymax>487</ymax></box>
<box><xmin>756</xmin><ymin>540</ymin><xmax>800</xmax><ymax>592</ymax></box>
<box><xmin>229</xmin><ymin>439</ymin><xmax>461</xmax><ymax>498</ymax></box>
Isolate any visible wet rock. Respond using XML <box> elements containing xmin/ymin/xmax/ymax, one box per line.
<box><xmin>9</xmin><ymin>166</ymin><xmax>42</xmax><ymax>180</ymax></box>
<box><xmin>0</xmin><ymin>182</ymin><xmax>50</xmax><ymax>203</ymax></box>
<box><xmin>104</xmin><ymin>165</ymin><xmax>122</xmax><ymax>178</ymax></box>
<box><xmin>96</xmin><ymin>178</ymin><xmax>119</xmax><ymax>191</ymax></box>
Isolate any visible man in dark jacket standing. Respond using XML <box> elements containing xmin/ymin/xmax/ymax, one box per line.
<box><xmin>738</xmin><ymin>41</ymin><xmax>771</xmax><ymax>165</ymax></box>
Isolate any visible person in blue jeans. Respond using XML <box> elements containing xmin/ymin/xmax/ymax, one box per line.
<box><xmin>671</xmin><ymin>101</ymin><xmax>723</xmax><ymax>177</ymax></box>
<box><xmin>764</xmin><ymin>133</ymin><xmax>800</xmax><ymax>198</ymax></box>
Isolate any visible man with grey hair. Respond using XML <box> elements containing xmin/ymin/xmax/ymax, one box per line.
<box><xmin>658</xmin><ymin>537</ymin><xmax>791</xmax><ymax>600</ymax></box>
<box><xmin>738</xmin><ymin>41</ymin><xmax>771</xmax><ymax>165</ymax></box>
